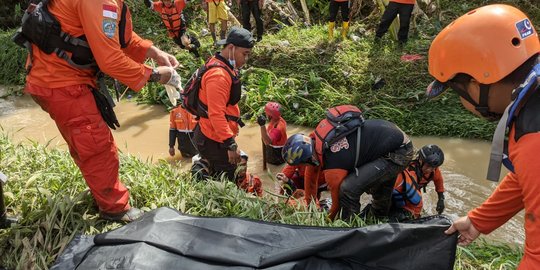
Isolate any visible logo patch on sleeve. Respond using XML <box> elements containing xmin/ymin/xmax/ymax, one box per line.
<box><xmin>516</xmin><ymin>18</ymin><xmax>534</xmax><ymax>39</ymax></box>
<box><xmin>103</xmin><ymin>4</ymin><xmax>118</xmax><ymax>19</ymax></box>
<box><xmin>102</xmin><ymin>19</ymin><xmax>116</xmax><ymax>38</ymax></box>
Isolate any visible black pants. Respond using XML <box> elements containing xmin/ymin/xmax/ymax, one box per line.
<box><xmin>338</xmin><ymin>142</ymin><xmax>413</xmax><ymax>220</ymax></box>
<box><xmin>193</xmin><ymin>125</ymin><xmax>237</xmax><ymax>182</ymax></box>
<box><xmin>177</xmin><ymin>131</ymin><xmax>198</xmax><ymax>158</ymax></box>
<box><xmin>375</xmin><ymin>1</ymin><xmax>414</xmax><ymax>42</ymax></box>
<box><xmin>241</xmin><ymin>0</ymin><xmax>264</xmax><ymax>38</ymax></box>
<box><xmin>328</xmin><ymin>0</ymin><xmax>349</xmax><ymax>22</ymax></box>
<box><xmin>264</xmin><ymin>144</ymin><xmax>285</xmax><ymax>165</ymax></box>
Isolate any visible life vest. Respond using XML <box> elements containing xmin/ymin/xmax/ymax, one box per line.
<box><xmin>392</xmin><ymin>170</ymin><xmax>422</xmax><ymax>208</ymax></box>
<box><xmin>312</xmin><ymin>105</ymin><xmax>364</xmax><ymax>168</ymax></box>
<box><xmin>181</xmin><ymin>55</ymin><xmax>244</xmax><ymax>127</ymax></box>
<box><xmin>158</xmin><ymin>1</ymin><xmax>185</xmax><ymax>38</ymax></box>
<box><xmin>487</xmin><ymin>63</ymin><xmax>540</xmax><ymax>181</ymax></box>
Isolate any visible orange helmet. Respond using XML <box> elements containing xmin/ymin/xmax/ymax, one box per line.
<box><xmin>428</xmin><ymin>4</ymin><xmax>540</xmax><ymax>88</ymax></box>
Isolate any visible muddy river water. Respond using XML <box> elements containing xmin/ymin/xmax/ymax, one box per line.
<box><xmin>0</xmin><ymin>95</ymin><xmax>524</xmax><ymax>244</ymax></box>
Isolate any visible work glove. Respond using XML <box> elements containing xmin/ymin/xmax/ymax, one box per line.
<box><xmin>257</xmin><ymin>115</ymin><xmax>266</xmax><ymax>126</ymax></box>
<box><xmin>436</xmin><ymin>192</ymin><xmax>445</xmax><ymax>214</ymax></box>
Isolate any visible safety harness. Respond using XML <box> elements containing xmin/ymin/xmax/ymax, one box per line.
<box><xmin>12</xmin><ymin>0</ymin><xmax>96</xmax><ymax>71</ymax></box>
<box><xmin>487</xmin><ymin>64</ymin><xmax>540</xmax><ymax>181</ymax></box>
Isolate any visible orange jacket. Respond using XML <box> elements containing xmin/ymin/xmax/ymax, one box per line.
<box><xmin>468</xmin><ymin>128</ymin><xmax>540</xmax><ymax>269</ymax></box>
<box><xmin>238</xmin><ymin>171</ymin><xmax>263</xmax><ymax>197</ymax></box>
<box><xmin>152</xmin><ymin>0</ymin><xmax>186</xmax><ymax>38</ymax></box>
<box><xmin>393</xmin><ymin>169</ymin><xmax>423</xmax><ymax>218</ymax></box>
<box><xmin>266</xmin><ymin>117</ymin><xmax>287</xmax><ymax>146</ymax></box>
<box><xmin>198</xmin><ymin>56</ymin><xmax>240</xmax><ymax>143</ymax></box>
<box><xmin>419</xmin><ymin>167</ymin><xmax>445</xmax><ymax>193</ymax></box>
<box><xmin>390</xmin><ymin>0</ymin><xmax>415</xmax><ymax>4</ymax></box>
<box><xmin>169</xmin><ymin>106</ymin><xmax>197</xmax><ymax>132</ymax></box>
<box><xmin>25</xmin><ymin>0</ymin><xmax>152</xmax><ymax>91</ymax></box>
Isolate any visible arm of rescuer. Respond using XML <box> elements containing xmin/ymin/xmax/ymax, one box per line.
<box><xmin>324</xmin><ymin>169</ymin><xmax>348</xmax><ymax>220</ymax></box>
<box><xmin>445</xmin><ymin>130</ymin><xmax>539</xmax><ymax>245</ymax></box>
<box><xmin>77</xmin><ymin>0</ymin><xmax>164</xmax><ymax>90</ymax></box>
<box><xmin>431</xmin><ymin>167</ymin><xmax>446</xmax><ymax>214</ymax></box>
<box><xmin>304</xmin><ymin>165</ymin><xmax>350</xmax><ymax>220</ymax></box>
<box><xmin>204</xmin><ymin>68</ymin><xmax>237</xmax><ymax>145</ymax></box>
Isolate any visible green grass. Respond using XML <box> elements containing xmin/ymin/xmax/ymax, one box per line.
<box><xmin>0</xmin><ymin>131</ymin><xmax>523</xmax><ymax>269</ymax></box>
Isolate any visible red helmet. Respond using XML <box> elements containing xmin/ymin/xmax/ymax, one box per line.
<box><xmin>264</xmin><ymin>102</ymin><xmax>281</xmax><ymax>119</ymax></box>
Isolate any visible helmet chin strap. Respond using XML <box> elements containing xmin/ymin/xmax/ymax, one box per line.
<box><xmin>451</xmin><ymin>82</ymin><xmax>501</xmax><ymax>119</ymax></box>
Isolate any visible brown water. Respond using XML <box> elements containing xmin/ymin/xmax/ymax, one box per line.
<box><xmin>0</xmin><ymin>95</ymin><xmax>524</xmax><ymax>244</ymax></box>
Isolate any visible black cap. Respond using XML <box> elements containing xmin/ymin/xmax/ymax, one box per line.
<box><xmin>216</xmin><ymin>27</ymin><xmax>255</xmax><ymax>48</ymax></box>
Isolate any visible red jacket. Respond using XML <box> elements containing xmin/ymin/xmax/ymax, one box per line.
<box><xmin>390</xmin><ymin>0</ymin><xmax>415</xmax><ymax>4</ymax></box>
<box><xmin>267</xmin><ymin>117</ymin><xmax>288</xmax><ymax>147</ymax></box>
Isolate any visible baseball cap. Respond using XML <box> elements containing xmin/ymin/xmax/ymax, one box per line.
<box><xmin>216</xmin><ymin>27</ymin><xmax>255</xmax><ymax>48</ymax></box>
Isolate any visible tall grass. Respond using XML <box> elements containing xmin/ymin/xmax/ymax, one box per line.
<box><xmin>0</xmin><ymin>132</ymin><xmax>522</xmax><ymax>269</ymax></box>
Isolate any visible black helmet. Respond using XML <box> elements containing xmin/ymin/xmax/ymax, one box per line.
<box><xmin>418</xmin><ymin>144</ymin><xmax>444</xmax><ymax>167</ymax></box>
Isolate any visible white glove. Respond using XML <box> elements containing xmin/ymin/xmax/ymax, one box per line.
<box><xmin>165</xmin><ymin>68</ymin><xmax>181</xmax><ymax>106</ymax></box>
<box><xmin>166</xmin><ymin>68</ymin><xmax>182</xmax><ymax>89</ymax></box>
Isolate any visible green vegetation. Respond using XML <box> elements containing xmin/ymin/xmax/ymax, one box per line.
<box><xmin>0</xmin><ymin>132</ymin><xmax>522</xmax><ymax>269</ymax></box>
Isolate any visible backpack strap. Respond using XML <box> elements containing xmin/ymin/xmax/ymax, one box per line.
<box><xmin>197</xmin><ymin>62</ymin><xmax>245</xmax><ymax>127</ymax></box>
<box><xmin>353</xmin><ymin>126</ymin><xmax>361</xmax><ymax>176</ymax></box>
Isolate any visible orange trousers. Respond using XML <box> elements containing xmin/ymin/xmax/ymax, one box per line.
<box><xmin>26</xmin><ymin>83</ymin><xmax>130</xmax><ymax>214</ymax></box>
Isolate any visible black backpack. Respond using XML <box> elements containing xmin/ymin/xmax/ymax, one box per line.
<box><xmin>11</xmin><ymin>0</ymin><xmax>96</xmax><ymax>70</ymax></box>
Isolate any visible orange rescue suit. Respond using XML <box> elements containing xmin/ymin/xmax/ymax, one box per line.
<box><xmin>198</xmin><ymin>56</ymin><xmax>240</xmax><ymax>143</ymax></box>
<box><xmin>152</xmin><ymin>0</ymin><xmax>186</xmax><ymax>38</ymax></box>
<box><xmin>170</xmin><ymin>106</ymin><xmax>197</xmax><ymax>131</ymax></box>
<box><xmin>24</xmin><ymin>0</ymin><xmax>152</xmax><ymax>214</ymax></box>
<box><xmin>468</xmin><ymin>128</ymin><xmax>540</xmax><ymax>269</ymax></box>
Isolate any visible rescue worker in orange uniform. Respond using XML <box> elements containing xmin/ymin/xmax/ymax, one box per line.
<box><xmin>258</xmin><ymin>102</ymin><xmax>287</xmax><ymax>165</ymax></box>
<box><xmin>168</xmin><ymin>105</ymin><xmax>198</xmax><ymax>158</ymax></box>
<box><xmin>145</xmin><ymin>0</ymin><xmax>201</xmax><ymax>57</ymax></box>
<box><xmin>202</xmin><ymin>0</ymin><xmax>229</xmax><ymax>46</ymax></box>
<box><xmin>236</xmin><ymin>151</ymin><xmax>263</xmax><ymax>197</ymax></box>
<box><xmin>276</xmin><ymin>164</ymin><xmax>327</xmax><ymax>199</ymax></box>
<box><xmin>193</xmin><ymin>27</ymin><xmax>254</xmax><ymax>181</ymax></box>
<box><xmin>328</xmin><ymin>0</ymin><xmax>350</xmax><ymax>40</ymax></box>
<box><xmin>375</xmin><ymin>0</ymin><xmax>416</xmax><ymax>44</ymax></box>
<box><xmin>425</xmin><ymin>5</ymin><xmax>540</xmax><ymax>268</ymax></box>
<box><xmin>20</xmin><ymin>0</ymin><xmax>179</xmax><ymax>222</ymax></box>
<box><xmin>390</xmin><ymin>144</ymin><xmax>445</xmax><ymax>221</ymax></box>
<box><xmin>282</xmin><ymin>119</ymin><xmax>414</xmax><ymax>220</ymax></box>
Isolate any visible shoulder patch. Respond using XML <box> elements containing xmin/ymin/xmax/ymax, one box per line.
<box><xmin>102</xmin><ymin>19</ymin><xmax>117</xmax><ymax>38</ymax></box>
<box><xmin>516</xmin><ymin>18</ymin><xmax>534</xmax><ymax>40</ymax></box>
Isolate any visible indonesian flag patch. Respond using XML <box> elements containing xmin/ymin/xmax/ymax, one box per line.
<box><xmin>103</xmin><ymin>4</ymin><xmax>118</xmax><ymax>19</ymax></box>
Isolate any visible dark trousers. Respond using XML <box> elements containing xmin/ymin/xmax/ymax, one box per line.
<box><xmin>328</xmin><ymin>0</ymin><xmax>349</xmax><ymax>22</ymax></box>
<box><xmin>264</xmin><ymin>144</ymin><xmax>285</xmax><ymax>165</ymax></box>
<box><xmin>375</xmin><ymin>1</ymin><xmax>414</xmax><ymax>42</ymax></box>
<box><xmin>177</xmin><ymin>131</ymin><xmax>198</xmax><ymax>158</ymax></box>
<box><xmin>338</xmin><ymin>142</ymin><xmax>413</xmax><ymax>219</ymax></box>
<box><xmin>193</xmin><ymin>125</ymin><xmax>237</xmax><ymax>182</ymax></box>
<box><xmin>241</xmin><ymin>0</ymin><xmax>264</xmax><ymax>38</ymax></box>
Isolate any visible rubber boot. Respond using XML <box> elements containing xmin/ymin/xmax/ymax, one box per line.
<box><xmin>328</xmin><ymin>21</ymin><xmax>335</xmax><ymax>40</ymax></box>
<box><xmin>341</xmin><ymin>21</ymin><xmax>349</xmax><ymax>40</ymax></box>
